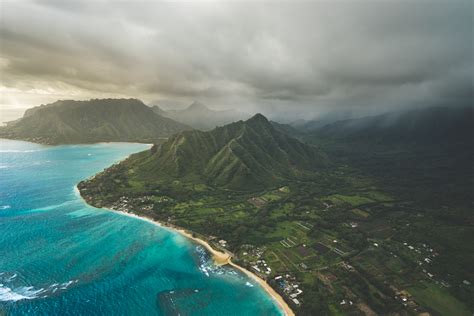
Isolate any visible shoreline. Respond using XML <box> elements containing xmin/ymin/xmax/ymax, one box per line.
<box><xmin>0</xmin><ymin>136</ymin><xmax>159</xmax><ymax>146</ymax></box>
<box><xmin>74</xmin><ymin>186</ymin><xmax>294</xmax><ymax>316</ymax></box>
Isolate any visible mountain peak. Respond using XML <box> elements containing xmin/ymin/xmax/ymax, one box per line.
<box><xmin>247</xmin><ymin>113</ymin><xmax>270</xmax><ymax>125</ymax></box>
<box><xmin>187</xmin><ymin>101</ymin><xmax>208</xmax><ymax>111</ymax></box>
<box><xmin>124</xmin><ymin>114</ymin><xmax>326</xmax><ymax>190</ymax></box>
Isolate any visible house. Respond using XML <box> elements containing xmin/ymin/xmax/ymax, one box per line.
<box><xmin>292</xmin><ymin>298</ymin><xmax>301</xmax><ymax>306</ymax></box>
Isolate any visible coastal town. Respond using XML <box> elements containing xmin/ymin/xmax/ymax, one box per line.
<box><xmin>79</xmin><ymin>169</ymin><xmax>472</xmax><ymax>316</ymax></box>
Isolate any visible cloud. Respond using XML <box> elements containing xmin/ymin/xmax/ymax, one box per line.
<box><xmin>0</xmin><ymin>0</ymin><xmax>472</xmax><ymax>120</ymax></box>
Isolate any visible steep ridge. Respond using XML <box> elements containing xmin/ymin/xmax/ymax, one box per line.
<box><xmin>99</xmin><ymin>113</ymin><xmax>328</xmax><ymax>191</ymax></box>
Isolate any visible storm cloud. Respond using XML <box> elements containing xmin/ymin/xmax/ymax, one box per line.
<box><xmin>0</xmin><ymin>0</ymin><xmax>472</xmax><ymax>121</ymax></box>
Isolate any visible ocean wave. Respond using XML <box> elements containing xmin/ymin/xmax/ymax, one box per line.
<box><xmin>28</xmin><ymin>200</ymin><xmax>76</xmax><ymax>213</ymax></box>
<box><xmin>0</xmin><ymin>149</ymin><xmax>40</xmax><ymax>153</ymax></box>
<box><xmin>195</xmin><ymin>246</ymin><xmax>231</xmax><ymax>277</ymax></box>
<box><xmin>0</xmin><ymin>285</ymin><xmax>46</xmax><ymax>302</ymax></box>
<box><xmin>5</xmin><ymin>273</ymin><xmax>17</xmax><ymax>282</ymax></box>
<box><xmin>0</xmin><ymin>276</ymin><xmax>79</xmax><ymax>302</ymax></box>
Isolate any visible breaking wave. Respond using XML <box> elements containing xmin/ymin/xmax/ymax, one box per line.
<box><xmin>0</xmin><ymin>273</ymin><xmax>79</xmax><ymax>302</ymax></box>
<box><xmin>195</xmin><ymin>246</ymin><xmax>236</xmax><ymax>278</ymax></box>
<box><xmin>0</xmin><ymin>150</ymin><xmax>40</xmax><ymax>153</ymax></box>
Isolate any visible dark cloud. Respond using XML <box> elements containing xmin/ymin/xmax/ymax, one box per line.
<box><xmin>0</xmin><ymin>0</ymin><xmax>472</xmax><ymax>120</ymax></box>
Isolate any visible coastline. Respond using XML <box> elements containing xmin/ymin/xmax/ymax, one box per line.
<box><xmin>74</xmin><ymin>186</ymin><xmax>295</xmax><ymax>316</ymax></box>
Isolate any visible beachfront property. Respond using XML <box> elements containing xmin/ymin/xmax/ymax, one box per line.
<box><xmin>274</xmin><ymin>274</ymin><xmax>303</xmax><ymax>304</ymax></box>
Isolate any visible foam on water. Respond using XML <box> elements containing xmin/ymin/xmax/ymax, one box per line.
<box><xmin>0</xmin><ymin>278</ymin><xmax>79</xmax><ymax>302</ymax></box>
<box><xmin>0</xmin><ymin>150</ymin><xmax>41</xmax><ymax>153</ymax></box>
<box><xmin>0</xmin><ymin>285</ymin><xmax>44</xmax><ymax>302</ymax></box>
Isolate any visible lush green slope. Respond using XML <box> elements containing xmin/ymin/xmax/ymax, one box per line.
<box><xmin>120</xmin><ymin>113</ymin><xmax>328</xmax><ymax>191</ymax></box>
<box><xmin>304</xmin><ymin>106</ymin><xmax>474</xmax><ymax>207</ymax></box>
<box><xmin>152</xmin><ymin>101</ymin><xmax>249</xmax><ymax>130</ymax></box>
<box><xmin>0</xmin><ymin>98</ymin><xmax>191</xmax><ymax>144</ymax></box>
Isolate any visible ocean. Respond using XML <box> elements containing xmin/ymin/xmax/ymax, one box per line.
<box><xmin>0</xmin><ymin>139</ymin><xmax>282</xmax><ymax>315</ymax></box>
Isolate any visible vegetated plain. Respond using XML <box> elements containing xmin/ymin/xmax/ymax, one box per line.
<box><xmin>79</xmin><ymin>106</ymin><xmax>473</xmax><ymax>316</ymax></box>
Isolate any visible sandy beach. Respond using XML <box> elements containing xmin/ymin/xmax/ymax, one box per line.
<box><xmin>113</xmin><ymin>209</ymin><xmax>295</xmax><ymax>316</ymax></box>
<box><xmin>74</xmin><ymin>186</ymin><xmax>295</xmax><ymax>316</ymax></box>
<box><xmin>75</xmin><ymin>186</ymin><xmax>294</xmax><ymax>316</ymax></box>
<box><xmin>228</xmin><ymin>261</ymin><xmax>295</xmax><ymax>316</ymax></box>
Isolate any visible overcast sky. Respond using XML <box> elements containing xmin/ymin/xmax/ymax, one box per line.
<box><xmin>0</xmin><ymin>0</ymin><xmax>472</xmax><ymax>122</ymax></box>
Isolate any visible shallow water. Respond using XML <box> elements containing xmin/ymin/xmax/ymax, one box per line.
<box><xmin>0</xmin><ymin>139</ymin><xmax>282</xmax><ymax>315</ymax></box>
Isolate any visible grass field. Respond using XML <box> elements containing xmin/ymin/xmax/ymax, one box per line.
<box><xmin>409</xmin><ymin>282</ymin><xmax>471</xmax><ymax>316</ymax></box>
<box><xmin>351</xmin><ymin>208</ymin><xmax>370</xmax><ymax>218</ymax></box>
<box><xmin>329</xmin><ymin>194</ymin><xmax>374</xmax><ymax>206</ymax></box>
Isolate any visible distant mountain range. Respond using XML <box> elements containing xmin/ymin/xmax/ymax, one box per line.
<box><xmin>304</xmin><ymin>105</ymin><xmax>473</xmax><ymax>208</ymax></box>
<box><xmin>309</xmin><ymin>106</ymin><xmax>473</xmax><ymax>145</ymax></box>
<box><xmin>94</xmin><ymin>113</ymin><xmax>328</xmax><ymax>191</ymax></box>
<box><xmin>151</xmin><ymin>101</ymin><xmax>249</xmax><ymax>131</ymax></box>
<box><xmin>0</xmin><ymin>99</ymin><xmax>191</xmax><ymax>144</ymax></box>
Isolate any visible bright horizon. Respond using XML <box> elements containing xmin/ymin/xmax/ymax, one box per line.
<box><xmin>1</xmin><ymin>0</ymin><xmax>472</xmax><ymax>123</ymax></box>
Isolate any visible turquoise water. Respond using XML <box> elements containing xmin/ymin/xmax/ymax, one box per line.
<box><xmin>0</xmin><ymin>139</ymin><xmax>282</xmax><ymax>315</ymax></box>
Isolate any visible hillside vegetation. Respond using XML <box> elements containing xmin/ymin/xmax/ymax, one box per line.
<box><xmin>100</xmin><ymin>113</ymin><xmax>328</xmax><ymax>191</ymax></box>
<box><xmin>0</xmin><ymin>98</ymin><xmax>191</xmax><ymax>144</ymax></box>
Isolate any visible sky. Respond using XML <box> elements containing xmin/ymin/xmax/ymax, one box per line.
<box><xmin>0</xmin><ymin>0</ymin><xmax>472</xmax><ymax>122</ymax></box>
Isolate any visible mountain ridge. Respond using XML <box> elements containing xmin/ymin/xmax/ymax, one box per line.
<box><xmin>310</xmin><ymin>106</ymin><xmax>473</xmax><ymax>145</ymax></box>
<box><xmin>89</xmin><ymin>113</ymin><xmax>328</xmax><ymax>191</ymax></box>
<box><xmin>151</xmin><ymin>101</ymin><xmax>249</xmax><ymax>131</ymax></box>
<box><xmin>0</xmin><ymin>98</ymin><xmax>191</xmax><ymax>145</ymax></box>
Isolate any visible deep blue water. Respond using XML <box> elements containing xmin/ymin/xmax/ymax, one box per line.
<box><xmin>0</xmin><ymin>139</ymin><xmax>282</xmax><ymax>315</ymax></box>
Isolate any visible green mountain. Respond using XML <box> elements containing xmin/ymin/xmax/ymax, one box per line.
<box><xmin>0</xmin><ymin>98</ymin><xmax>191</xmax><ymax>144</ymax></box>
<box><xmin>305</xmin><ymin>105</ymin><xmax>473</xmax><ymax>207</ymax></box>
<box><xmin>89</xmin><ymin>113</ymin><xmax>328</xmax><ymax>192</ymax></box>
<box><xmin>151</xmin><ymin>101</ymin><xmax>249</xmax><ymax>131</ymax></box>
